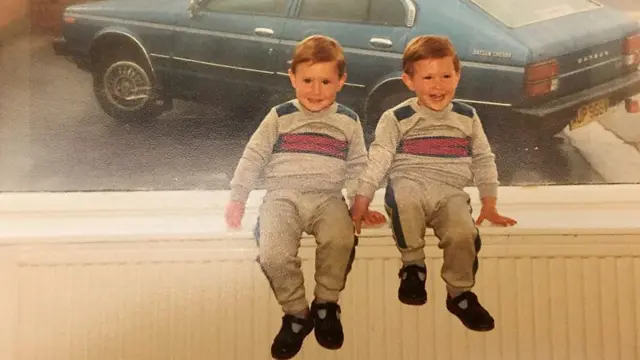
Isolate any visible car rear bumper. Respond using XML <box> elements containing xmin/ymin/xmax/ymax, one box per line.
<box><xmin>52</xmin><ymin>37</ymin><xmax>69</xmax><ymax>56</ymax></box>
<box><xmin>52</xmin><ymin>36</ymin><xmax>92</xmax><ymax>71</ymax></box>
<box><xmin>512</xmin><ymin>70</ymin><xmax>640</xmax><ymax>117</ymax></box>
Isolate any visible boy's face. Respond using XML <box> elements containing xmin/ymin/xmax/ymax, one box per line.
<box><xmin>288</xmin><ymin>61</ymin><xmax>346</xmax><ymax>112</ymax></box>
<box><xmin>401</xmin><ymin>56</ymin><xmax>460</xmax><ymax>111</ymax></box>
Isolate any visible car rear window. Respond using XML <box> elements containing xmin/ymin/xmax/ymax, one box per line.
<box><xmin>469</xmin><ymin>0</ymin><xmax>602</xmax><ymax>27</ymax></box>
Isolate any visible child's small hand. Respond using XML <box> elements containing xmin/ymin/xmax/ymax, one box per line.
<box><xmin>475</xmin><ymin>205</ymin><xmax>517</xmax><ymax>227</ymax></box>
<box><xmin>225</xmin><ymin>200</ymin><xmax>245</xmax><ymax>229</ymax></box>
<box><xmin>349</xmin><ymin>195</ymin><xmax>371</xmax><ymax>234</ymax></box>
<box><xmin>363</xmin><ymin>209</ymin><xmax>387</xmax><ymax>228</ymax></box>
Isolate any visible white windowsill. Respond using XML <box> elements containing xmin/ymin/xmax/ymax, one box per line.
<box><xmin>1</xmin><ymin>184</ymin><xmax>639</xmax><ymax>245</ymax></box>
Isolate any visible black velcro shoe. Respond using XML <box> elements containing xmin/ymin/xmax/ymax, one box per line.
<box><xmin>398</xmin><ymin>264</ymin><xmax>427</xmax><ymax>305</ymax></box>
<box><xmin>271</xmin><ymin>314</ymin><xmax>314</xmax><ymax>360</ymax></box>
<box><xmin>446</xmin><ymin>291</ymin><xmax>495</xmax><ymax>332</ymax></box>
<box><xmin>310</xmin><ymin>301</ymin><xmax>344</xmax><ymax>350</ymax></box>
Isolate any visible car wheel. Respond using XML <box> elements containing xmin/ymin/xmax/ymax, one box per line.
<box><xmin>365</xmin><ymin>90</ymin><xmax>413</xmax><ymax>145</ymax></box>
<box><xmin>93</xmin><ymin>55</ymin><xmax>165</xmax><ymax>122</ymax></box>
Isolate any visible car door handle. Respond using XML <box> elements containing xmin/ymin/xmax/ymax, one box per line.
<box><xmin>254</xmin><ymin>27</ymin><xmax>274</xmax><ymax>37</ymax></box>
<box><xmin>369</xmin><ymin>37</ymin><xmax>393</xmax><ymax>48</ymax></box>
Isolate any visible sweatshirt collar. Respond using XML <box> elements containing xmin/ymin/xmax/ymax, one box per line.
<box><xmin>292</xmin><ymin>99</ymin><xmax>338</xmax><ymax>117</ymax></box>
<box><xmin>409</xmin><ymin>97</ymin><xmax>453</xmax><ymax>119</ymax></box>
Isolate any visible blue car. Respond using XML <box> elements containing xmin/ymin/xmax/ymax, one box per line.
<box><xmin>52</xmin><ymin>0</ymin><xmax>640</xmax><ymax>143</ymax></box>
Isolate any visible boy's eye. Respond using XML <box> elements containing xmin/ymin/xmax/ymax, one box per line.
<box><xmin>443</xmin><ymin>74</ymin><xmax>451</xmax><ymax>79</ymax></box>
<box><xmin>423</xmin><ymin>76</ymin><xmax>433</xmax><ymax>80</ymax></box>
<box><xmin>322</xmin><ymin>79</ymin><xmax>331</xmax><ymax>85</ymax></box>
<box><xmin>303</xmin><ymin>78</ymin><xmax>312</xmax><ymax>83</ymax></box>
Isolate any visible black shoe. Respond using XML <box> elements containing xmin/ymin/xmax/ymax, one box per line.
<box><xmin>310</xmin><ymin>301</ymin><xmax>344</xmax><ymax>350</ymax></box>
<box><xmin>446</xmin><ymin>291</ymin><xmax>495</xmax><ymax>332</ymax></box>
<box><xmin>398</xmin><ymin>264</ymin><xmax>427</xmax><ymax>305</ymax></box>
<box><xmin>271</xmin><ymin>314</ymin><xmax>314</xmax><ymax>360</ymax></box>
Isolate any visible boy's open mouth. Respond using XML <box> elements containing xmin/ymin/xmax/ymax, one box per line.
<box><xmin>429</xmin><ymin>94</ymin><xmax>446</xmax><ymax>102</ymax></box>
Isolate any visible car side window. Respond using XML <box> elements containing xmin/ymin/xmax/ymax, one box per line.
<box><xmin>204</xmin><ymin>0</ymin><xmax>289</xmax><ymax>16</ymax></box>
<box><xmin>369</xmin><ymin>0</ymin><xmax>407</xmax><ymax>26</ymax></box>
<box><xmin>298</xmin><ymin>0</ymin><xmax>407</xmax><ymax>26</ymax></box>
<box><xmin>298</xmin><ymin>0</ymin><xmax>368</xmax><ymax>23</ymax></box>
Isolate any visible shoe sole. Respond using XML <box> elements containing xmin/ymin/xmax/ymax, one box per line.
<box><xmin>398</xmin><ymin>294</ymin><xmax>427</xmax><ymax>306</ymax></box>
<box><xmin>271</xmin><ymin>348</ymin><xmax>302</xmax><ymax>360</ymax></box>
<box><xmin>458</xmin><ymin>320</ymin><xmax>495</xmax><ymax>332</ymax></box>
<box><xmin>271</xmin><ymin>327</ymin><xmax>313</xmax><ymax>360</ymax></box>
<box><xmin>314</xmin><ymin>329</ymin><xmax>344</xmax><ymax>350</ymax></box>
<box><xmin>316</xmin><ymin>340</ymin><xmax>343</xmax><ymax>350</ymax></box>
<box><xmin>446</xmin><ymin>307</ymin><xmax>495</xmax><ymax>332</ymax></box>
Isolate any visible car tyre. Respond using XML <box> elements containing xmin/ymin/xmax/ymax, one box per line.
<box><xmin>93</xmin><ymin>53</ymin><xmax>166</xmax><ymax>122</ymax></box>
<box><xmin>365</xmin><ymin>90</ymin><xmax>413</xmax><ymax>145</ymax></box>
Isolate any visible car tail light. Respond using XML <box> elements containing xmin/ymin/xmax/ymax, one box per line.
<box><xmin>623</xmin><ymin>33</ymin><xmax>640</xmax><ymax>66</ymax></box>
<box><xmin>525</xmin><ymin>59</ymin><xmax>559</xmax><ymax>97</ymax></box>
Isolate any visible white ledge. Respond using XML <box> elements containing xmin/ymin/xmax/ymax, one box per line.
<box><xmin>1</xmin><ymin>184</ymin><xmax>639</xmax><ymax>245</ymax></box>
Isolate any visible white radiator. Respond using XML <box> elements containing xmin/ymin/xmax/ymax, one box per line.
<box><xmin>14</xmin><ymin>235</ymin><xmax>640</xmax><ymax>360</ymax></box>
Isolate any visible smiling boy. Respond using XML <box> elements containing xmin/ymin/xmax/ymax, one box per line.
<box><xmin>350</xmin><ymin>35</ymin><xmax>516</xmax><ymax>332</ymax></box>
<box><xmin>225</xmin><ymin>35</ymin><xmax>385</xmax><ymax>359</ymax></box>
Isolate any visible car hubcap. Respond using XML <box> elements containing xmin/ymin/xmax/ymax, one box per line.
<box><xmin>103</xmin><ymin>61</ymin><xmax>151</xmax><ymax>111</ymax></box>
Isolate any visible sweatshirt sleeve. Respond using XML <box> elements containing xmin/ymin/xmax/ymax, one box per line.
<box><xmin>469</xmin><ymin>110</ymin><xmax>499</xmax><ymax>199</ymax></box>
<box><xmin>355</xmin><ymin>111</ymin><xmax>400</xmax><ymax>200</ymax></box>
<box><xmin>344</xmin><ymin>117</ymin><xmax>368</xmax><ymax>204</ymax></box>
<box><xmin>229</xmin><ymin>108</ymin><xmax>279</xmax><ymax>203</ymax></box>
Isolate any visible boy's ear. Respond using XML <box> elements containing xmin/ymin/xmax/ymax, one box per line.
<box><xmin>453</xmin><ymin>68</ymin><xmax>462</xmax><ymax>85</ymax></box>
<box><xmin>288</xmin><ymin>68</ymin><xmax>296</xmax><ymax>88</ymax></box>
<box><xmin>401</xmin><ymin>72</ymin><xmax>415</xmax><ymax>91</ymax></box>
<box><xmin>337</xmin><ymin>72</ymin><xmax>347</xmax><ymax>90</ymax></box>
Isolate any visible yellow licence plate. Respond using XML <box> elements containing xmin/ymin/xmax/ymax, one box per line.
<box><xmin>569</xmin><ymin>98</ymin><xmax>609</xmax><ymax>130</ymax></box>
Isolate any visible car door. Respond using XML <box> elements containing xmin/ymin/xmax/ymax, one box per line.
<box><xmin>275</xmin><ymin>0</ymin><xmax>414</xmax><ymax>88</ymax></box>
<box><xmin>170</xmin><ymin>0</ymin><xmax>293</xmax><ymax>95</ymax></box>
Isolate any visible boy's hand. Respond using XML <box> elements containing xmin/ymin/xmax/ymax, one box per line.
<box><xmin>349</xmin><ymin>195</ymin><xmax>371</xmax><ymax>234</ymax></box>
<box><xmin>225</xmin><ymin>200</ymin><xmax>245</xmax><ymax>229</ymax></box>
<box><xmin>475</xmin><ymin>205</ymin><xmax>517</xmax><ymax>227</ymax></box>
<box><xmin>475</xmin><ymin>196</ymin><xmax>517</xmax><ymax>226</ymax></box>
<box><xmin>363</xmin><ymin>209</ymin><xmax>387</xmax><ymax>228</ymax></box>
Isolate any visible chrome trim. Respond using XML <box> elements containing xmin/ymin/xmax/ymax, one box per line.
<box><xmin>94</xmin><ymin>29</ymin><xmax>156</xmax><ymax>80</ymax></box>
<box><xmin>401</xmin><ymin>0</ymin><xmax>416</xmax><ymax>27</ymax></box>
<box><xmin>454</xmin><ymin>99</ymin><xmax>512</xmax><ymax>107</ymax></box>
<box><xmin>173</xmin><ymin>56</ymin><xmax>273</xmax><ymax>74</ymax></box>
<box><xmin>461</xmin><ymin>60</ymin><xmax>524</xmax><ymax>73</ymax></box>
<box><xmin>558</xmin><ymin>56</ymin><xmax>623</xmax><ymax>79</ymax></box>
<box><xmin>150</xmin><ymin>53</ymin><xmax>170</xmax><ymax>59</ymax></box>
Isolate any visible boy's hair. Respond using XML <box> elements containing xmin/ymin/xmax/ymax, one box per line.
<box><xmin>402</xmin><ymin>35</ymin><xmax>461</xmax><ymax>75</ymax></box>
<box><xmin>290</xmin><ymin>35</ymin><xmax>346</xmax><ymax>78</ymax></box>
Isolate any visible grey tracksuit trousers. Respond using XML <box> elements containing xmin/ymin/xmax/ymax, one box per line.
<box><xmin>255</xmin><ymin>189</ymin><xmax>357</xmax><ymax>315</ymax></box>
<box><xmin>384</xmin><ymin>178</ymin><xmax>481</xmax><ymax>297</ymax></box>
